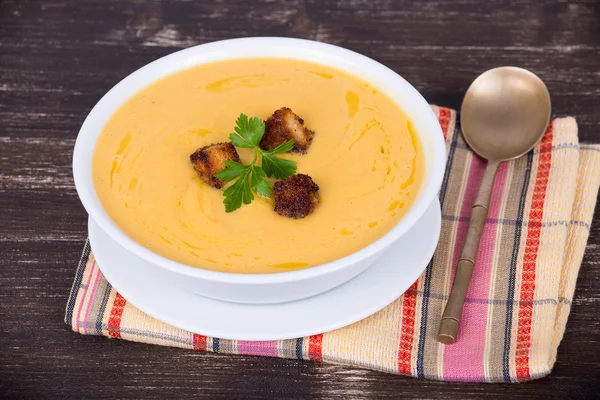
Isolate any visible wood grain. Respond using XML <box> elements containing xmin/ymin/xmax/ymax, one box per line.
<box><xmin>1</xmin><ymin>0</ymin><xmax>599</xmax><ymax>398</ymax></box>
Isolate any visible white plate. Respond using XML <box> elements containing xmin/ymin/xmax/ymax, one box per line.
<box><xmin>89</xmin><ymin>198</ymin><xmax>441</xmax><ymax>341</ymax></box>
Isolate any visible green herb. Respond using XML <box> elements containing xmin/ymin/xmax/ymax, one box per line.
<box><xmin>214</xmin><ymin>114</ymin><xmax>297</xmax><ymax>212</ymax></box>
<box><xmin>261</xmin><ymin>140</ymin><xmax>297</xmax><ymax>179</ymax></box>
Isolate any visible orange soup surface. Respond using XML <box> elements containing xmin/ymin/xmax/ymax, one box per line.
<box><xmin>93</xmin><ymin>59</ymin><xmax>424</xmax><ymax>273</ymax></box>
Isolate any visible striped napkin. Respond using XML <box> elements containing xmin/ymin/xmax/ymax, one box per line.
<box><xmin>65</xmin><ymin>106</ymin><xmax>600</xmax><ymax>382</ymax></box>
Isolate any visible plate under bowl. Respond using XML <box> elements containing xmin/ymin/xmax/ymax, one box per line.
<box><xmin>88</xmin><ymin>198</ymin><xmax>441</xmax><ymax>341</ymax></box>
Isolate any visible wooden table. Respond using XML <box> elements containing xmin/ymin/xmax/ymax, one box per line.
<box><xmin>2</xmin><ymin>0</ymin><xmax>599</xmax><ymax>398</ymax></box>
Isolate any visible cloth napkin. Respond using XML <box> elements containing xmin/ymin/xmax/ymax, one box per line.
<box><xmin>65</xmin><ymin>106</ymin><xmax>600</xmax><ymax>382</ymax></box>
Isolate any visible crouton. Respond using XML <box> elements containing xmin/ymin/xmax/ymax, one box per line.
<box><xmin>260</xmin><ymin>107</ymin><xmax>315</xmax><ymax>154</ymax></box>
<box><xmin>273</xmin><ymin>174</ymin><xmax>319</xmax><ymax>219</ymax></box>
<box><xmin>190</xmin><ymin>142</ymin><xmax>241</xmax><ymax>189</ymax></box>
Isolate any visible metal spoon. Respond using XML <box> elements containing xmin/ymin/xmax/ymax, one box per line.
<box><xmin>438</xmin><ymin>67</ymin><xmax>551</xmax><ymax>344</ymax></box>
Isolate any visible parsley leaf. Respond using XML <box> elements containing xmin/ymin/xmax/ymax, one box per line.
<box><xmin>214</xmin><ymin>160</ymin><xmax>248</xmax><ymax>182</ymax></box>
<box><xmin>214</xmin><ymin>114</ymin><xmax>298</xmax><ymax>212</ymax></box>
<box><xmin>261</xmin><ymin>152</ymin><xmax>297</xmax><ymax>180</ymax></box>
<box><xmin>264</xmin><ymin>139</ymin><xmax>295</xmax><ymax>155</ymax></box>
<box><xmin>222</xmin><ymin>169</ymin><xmax>253</xmax><ymax>212</ymax></box>
<box><xmin>229</xmin><ymin>114</ymin><xmax>265</xmax><ymax>148</ymax></box>
<box><xmin>250</xmin><ymin>166</ymin><xmax>271</xmax><ymax>198</ymax></box>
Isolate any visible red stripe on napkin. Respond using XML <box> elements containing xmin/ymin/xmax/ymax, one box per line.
<box><xmin>107</xmin><ymin>293</ymin><xmax>126</xmax><ymax>339</ymax></box>
<box><xmin>398</xmin><ymin>281</ymin><xmax>419</xmax><ymax>374</ymax></box>
<box><xmin>193</xmin><ymin>334</ymin><xmax>207</xmax><ymax>351</ymax></box>
<box><xmin>515</xmin><ymin>122</ymin><xmax>553</xmax><ymax>381</ymax></box>
<box><xmin>308</xmin><ymin>334</ymin><xmax>323</xmax><ymax>362</ymax></box>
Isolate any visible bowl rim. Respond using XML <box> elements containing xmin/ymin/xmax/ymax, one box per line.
<box><xmin>73</xmin><ymin>37</ymin><xmax>446</xmax><ymax>284</ymax></box>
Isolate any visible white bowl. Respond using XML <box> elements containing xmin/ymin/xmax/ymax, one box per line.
<box><xmin>73</xmin><ymin>37</ymin><xmax>446</xmax><ymax>304</ymax></box>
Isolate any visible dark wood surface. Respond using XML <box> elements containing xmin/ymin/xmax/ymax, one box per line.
<box><xmin>1</xmin><ymin>0</ymin><xmax>599</xmax><ymax>398</ymax></box>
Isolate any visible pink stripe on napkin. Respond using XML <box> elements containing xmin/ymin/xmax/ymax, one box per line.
<box><xmin>443</xmin><ymin>157</ymin><xmax>508</xmax><ymax>380</ymax></box>
<box><xmin>238</xmin><ymin>340</ymin><xmax>279</xmax><ymax>357</ymax></box>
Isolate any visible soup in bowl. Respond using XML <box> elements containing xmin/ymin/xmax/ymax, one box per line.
<box><xmin>74</xmin><ymin>38</ymin><xmax>446</xmax><ymax>303</ymax></box>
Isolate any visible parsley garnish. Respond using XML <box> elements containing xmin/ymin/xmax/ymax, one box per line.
<box><xmin>214</xmin><ymin>114</ymin><xmax>297</xmax><ymax>212</ymax></box>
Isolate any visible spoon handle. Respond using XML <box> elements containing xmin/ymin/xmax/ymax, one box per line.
<box><xmin>438</xmin><ymin>160</ymin><xmax>500</xmax><ymax>344</ymax></box>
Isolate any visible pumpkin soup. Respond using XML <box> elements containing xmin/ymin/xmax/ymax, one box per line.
<box><xmin>93</xmin><ymin>58</ymin><xmax>423</xmax><ymax>273</ymax></box>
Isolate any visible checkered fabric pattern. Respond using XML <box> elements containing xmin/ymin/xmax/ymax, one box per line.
<box><xmin>66</xmin><ymin>107</ymin><xmax>600</xmax><ymax>382</ymax></box>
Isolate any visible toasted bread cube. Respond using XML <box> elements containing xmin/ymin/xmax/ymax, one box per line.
<box><xmin>273</xmin><ymin>174</ymin><xmax>319</xmax><ymax>219</ymax></box>
<box><xmin>260</xmin><ymin>107</ymin><xmax>315</xmax><ymax>154</ymax></box>
<box><xmin>190</xmin><ymin>142</ymin><xmax>241</xmax><ymax>189</ymax></box>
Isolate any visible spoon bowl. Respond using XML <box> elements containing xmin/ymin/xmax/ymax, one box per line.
<box><xmin>461</xmin><ymin>67</ymin><xmax>551</xmax><ymax>162</ymax></box>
